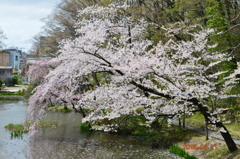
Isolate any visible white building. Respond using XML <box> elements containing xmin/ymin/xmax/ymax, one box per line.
<box><xmin>6</xmin><ymin>48</ymin><xmax>20</xmax><ymax>74</ymax></box>
<box><xmin>10</xmin><ymin>51</ymin><xmax>20</xmax><ymax>73</ymax></box>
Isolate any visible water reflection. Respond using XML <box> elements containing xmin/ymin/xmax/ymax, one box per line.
<box><xmin>0</xmin><ymin>100</ymin><xmax>180</xmax><ymax>159</ymax></box>
<box><xmin>0</xmin><ymin>100</ymin><xmax>29</xmax><ymax>159</ymax></box>
<box><xmin>28</xmin><ymin>134</ymin><xmax>179</xmax><ymax>159</ymax></box>
<box><xmin>27</xmin><ymin>112</ymin><xmax>180</xmax><ymax>159</ymax></box>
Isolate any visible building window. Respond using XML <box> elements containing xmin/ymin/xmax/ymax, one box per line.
<box><xmin>15</xmin><ymin>56</ymin><xmax>18</xmax><ymax>61</ymax></box>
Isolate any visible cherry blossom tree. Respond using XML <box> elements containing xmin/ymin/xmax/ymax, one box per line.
<box><xmin>28</xmin><ymin>3</ymin><xmax>239</xmax><ymax>152</ymax></box>
<box><xmin>27</xmin><ymin>58</ymin><xmax>58</xmax><ymax>83</ymax></box>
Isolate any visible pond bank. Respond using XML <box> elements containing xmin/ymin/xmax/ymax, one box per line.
<box><xmin>0</xmin><ymin>95</ymin><xmax>24</xmax><ymax>100</ymax></box>
<box><xmin>0</xmin><ymin>85</ymin><xmax>27</xmax><ymax>100</ymax></box>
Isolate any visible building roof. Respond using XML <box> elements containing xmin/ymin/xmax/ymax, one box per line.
<box><xmin>0</xmin><ymin>49</ymin><xmax>10</xmax><ymax>53</ymax></box>
<box><xmin>0</xmin><ymin>66</ymin><xmax>13</xmax><ymax>69</ymax></box>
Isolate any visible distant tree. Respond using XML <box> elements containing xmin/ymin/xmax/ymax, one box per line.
<box><xmin>30</xmin><ymin>0</ymin><xmax>101</xmax><ymax>57</ymax></box>
<box><xmin>206</xmin><ymin>0</ymin><xmax>240</xmax><ymax>55</ymax></box>
<box><xmin>0</xmin><ymin>27</ymin><xmax>6</xmax><ymax>48</ymax></box>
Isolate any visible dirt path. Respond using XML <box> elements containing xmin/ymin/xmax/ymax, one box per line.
<box><xmin>0</xmin><ymin>85</ymin><xmax>27</xmax><ymax>93</ymax></box>
<box><xmin>172</xmin><ymin>118</ymin><xmax>240</xmax><ymax>146</ymax></box>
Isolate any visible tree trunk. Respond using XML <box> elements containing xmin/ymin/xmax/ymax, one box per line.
<box><xmin>216</xmin><ymin>121</ymin><xmax>238</xmax><ymax>152</ymax></box>
<box><xmin>63</xmin><ymin>103</ymin><xmax>67</xmax><ymax>110</ymax></box>
<box><xmin>92</xmin><ymin>72</ymin><xmax>100</xmax><ymax>86</ymax></box>
<box><xmin>179</xmin><ymin>117</ymin><xmax>181</xmax><ymax>127</ymax></box>
<box><xmin>183</xmin><ymin>105</ymin><xmax>185</xmax><ymax>129</ymax></box>
<box><xmin>205</xmin><ymin>119</ymin><xmax>209</xmax><ymax>140</ymax></box>
<box><xmin>190</xmin><ymin>98</ymin><xmax>238</xmax><ymax>152</ymax></box>
<box><xmin>127</xmin><ymin>76</ymin><xmax>238</xmax><ymax>152</ymax></box>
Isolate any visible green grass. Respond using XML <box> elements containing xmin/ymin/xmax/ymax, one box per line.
<box><xmin>169</xmin><ymin>144</ymin><xmax>197</xmax><ymax>159</ymax></box>
<box><xmin>185</xmin><ymin>112</ymin><xmax>240</xmax><ymax>139</ymax></box>
<box><xmin>0</xmin><ymin>92</ymin><xmax>16</xmax><ymax>95</ymax></box>
<box><xmin>37</xmin><ymin>121</ymin><xmax>61</xmax><ymax>128</ymax></box>
<box><xmin>225</xmin><ymin>122</ymin><xmax>240</xmax><ymax>139</ymax></box>
<box><xmin>185</xmin><ymin>112</ymin><xmax>205</xmax><ymax>129</ymax></box>
<box><xmin>205</xmin><ymin>145</ymin><xmax>240</xmax><ymax>159</ymax></box>
<box><xmin>4</xmin><ymin>123</ymin><xmax>25</xmax><ymax>132</ymax></box>
<box><xmin>4</xmin><ymin>123</ymin><xmax>27</xmax><ymax>137</ymax></box>
<box><xmin>0</xmin><ymin>96</ymin><xmax>23</xmax><ymax>100</ymax></box>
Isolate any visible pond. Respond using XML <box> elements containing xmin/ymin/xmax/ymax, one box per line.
<box><xmin>0</xmin><ymin>100</ymin><xmax>180</xmax><ymax>159</ymax></box>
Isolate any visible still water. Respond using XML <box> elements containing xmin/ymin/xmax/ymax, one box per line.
<box><xmin>0</xmin><ymin>100</ymin><xmax>180</xmax><ymax>159</ymax></box>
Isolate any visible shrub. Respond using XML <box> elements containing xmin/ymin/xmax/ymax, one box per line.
<box><xmin>4</xmin><ymin>123</ymin><xmax>26</xmax><ymax>138</ymax></box>
<box><xmin>169</xmin><ymin>144</ymin><xmax>197</xmax><ymax>159</ymax></box>
<box><xmin>0</xmin><ymin>80</ymin><xmax>3</xmax><ymax>89</ymax></box>
<box><xmin>15</xmin><ymin>89</ymin><xmax>26</xmax><ymax>95</ymax></box>
<box><xmin>80</xmin><ymin>122</ymin><xmax>91</xmax><ymax>131</ymax></box>
<box><xmin>11</xmin><ymin>74</ymin><xmax>22</xmax><ymax>86</ymax></box>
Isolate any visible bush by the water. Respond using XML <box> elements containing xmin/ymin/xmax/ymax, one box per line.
<box><xmin>4</xmin><ymin>123</ymin><xmax>26</xmax><ymax>138</ymax></box>
<box><xmin>4</xmin><ymin>123</ymin><xmax>25</xmax><ymax>132</ymax></box>
<box><xmin>169</xmin><ymin>144</ymin><xmax>197</xmax><ymax>159</ymax></box>
<box><xmin>80</xmin><ymin>123</ymin><xmax>91</xmax><ymax>131</ymax></box>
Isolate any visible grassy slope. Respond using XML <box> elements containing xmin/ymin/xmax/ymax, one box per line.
<box><xmin>185</xmin><ymin>112</ymin><xmax>240</xmax><ymax>139</ymax></box>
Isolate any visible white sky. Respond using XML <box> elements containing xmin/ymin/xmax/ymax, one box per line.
<box><xmin>0</xmin><ymin>0</ymin><xmax>62</xmax><ymax>52</ymax></box>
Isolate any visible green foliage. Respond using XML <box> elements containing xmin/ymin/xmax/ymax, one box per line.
<box><xmin>11</xmin><ymin>74</ymin><xmax>22</xmax><ymax>86</ymax></box>
<box><xmin>169</xmin><ymin>144</ymin><xmax>197</xmax><ymax>159</ymax></box>
<box><xmin>0</xmin><ymin>80</ymin><xmax>4</xmax><ymax>89</ymax></box>
<box><xmin>5</xmin><ymin>123</ymin><xmax>15</xmax><ymax>130</ymax></box>
<box><xmin>0</xmin><ymin>92</ymin><xmax>15</xmax><ymax>95</ymax></box>
<box><xmin>206</xmin><ymin>3</ymin><xmax>229</xmax><ymax>29</ymax></box>
<box><xmin>5</xmin><ymin>123</ymin><xmax>31</xmax><ymax>138</ymax></box>
<box><xmin>10</xmin><ymin>131</ymin><xmax>23</xmax><ymax>138</ymax></box>
<box><xmin>101</xmin><ymin>109</ymin><xmax>110</xmax><ymax>115</ymax></box>
<box><xmin>80</xmin><ymin>122</ymin><xmax>91</xmax><ymax>131</ymax></box>
<box><xmin>4</xmin><ymin>123</ymin><xmax>26</xmax><ymax>137</ymax></box>
<box><xmin>118</xmin><ymin>116</ymin><xmax>150</xmax><ymax>136</ymax></box>
<box><xmin>205</xmin><ymin>1</ymin><xmax>240</xmax><ymax>52</ymax></box>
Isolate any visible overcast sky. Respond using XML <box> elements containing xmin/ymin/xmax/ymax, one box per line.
<box><xmin>0</xmin><ymin>0</ymin><xmax>62</xmax><ymax>52</ymax></box>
